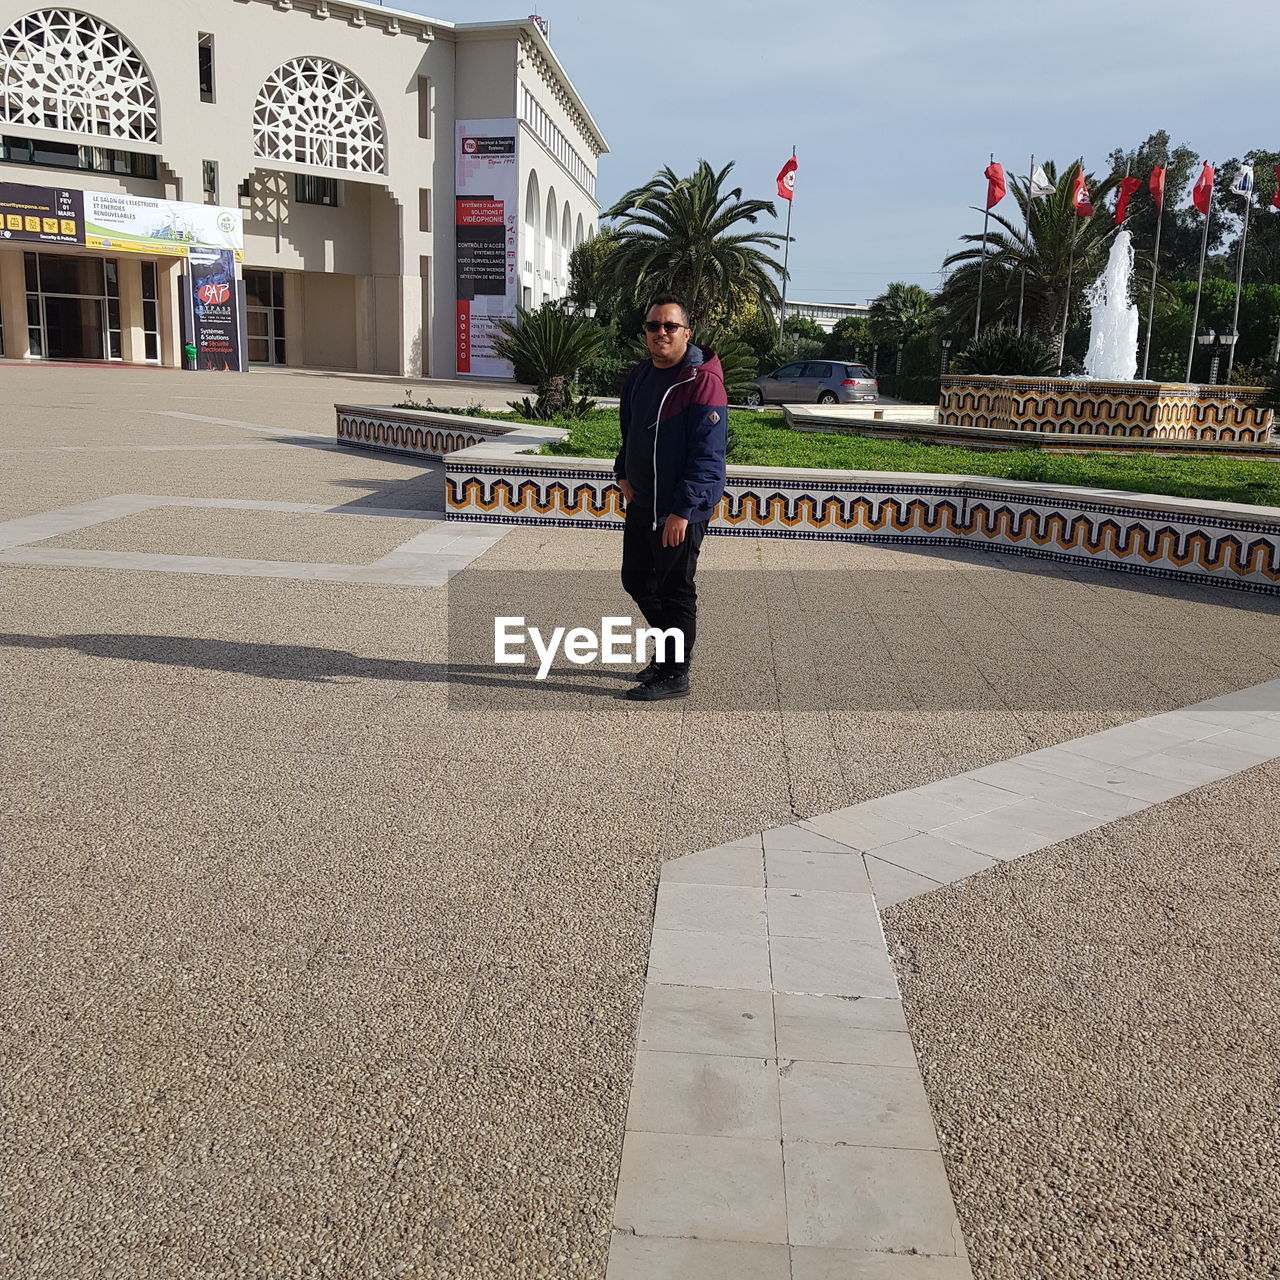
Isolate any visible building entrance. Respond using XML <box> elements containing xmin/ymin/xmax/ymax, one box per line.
<box><xmin>24</xmin><ymin>252</ymin><xmax>122</xmax><ymax>361</ymax></box>
<box><xmin>244</xmin><ymin>269</ymin><xmax>286</xmax><ymax>365</ymax></box>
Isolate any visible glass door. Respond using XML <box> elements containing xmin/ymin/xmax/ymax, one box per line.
<box><xmin>243</xmin><ymin>269</ymin><xmax>286</xmax><ymax>365</ymax></box>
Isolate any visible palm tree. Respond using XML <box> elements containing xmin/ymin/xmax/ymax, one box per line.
<box><xmin>602</xmin><ymin>160</ymin><xmax>787</xmax><ymax>326</ymax></box>
<box><xmin>938</xmin><ymin>161</ymin><xmax>1124</xmax><ymax>354</ymax></box>
<box><xmin>867</xmin><ymin>282</ymin><xmax>936</xmax><ymax>346</ymax></box>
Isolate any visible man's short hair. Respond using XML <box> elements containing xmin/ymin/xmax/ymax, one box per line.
<box><xmin>646</xmin><ymin>294</ymin><xmax>691</xmax><ymax>327</ymax></box>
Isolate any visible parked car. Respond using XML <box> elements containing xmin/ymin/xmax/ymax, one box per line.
<box><xmin>743</xmin><ymin>360</ymin><xmax>878</xmax><ymax>406</ymax></box>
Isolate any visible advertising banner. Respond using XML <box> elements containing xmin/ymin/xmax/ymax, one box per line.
<box><xmin>0</xmin><ymin>182</ymin><xmax>84</xmax><ymax>246</ymax></box>
<box><xmin>85</xmin><ymin>192</ymin><xmax>244</xmax><ymax>260</ymax></box>
<box><xmin>455</xmin><ymin>119</ymin><xmax>518</xmax><ymax>377</ymax></box>
<box><xmin>188</xmin><ymin>248</ymin><xmax>243</xmax><ymax>372</ymax></box>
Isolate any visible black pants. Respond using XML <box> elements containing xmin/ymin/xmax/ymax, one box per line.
<box><xmin>621</xmin><ymin>504</ymin><xmax>708</xmax><ymax>672</ymax></box>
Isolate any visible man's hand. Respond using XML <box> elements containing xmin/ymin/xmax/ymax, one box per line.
<box><xmin>619</xmin><ymin>477</ymin><xmax>634</xmax><ymax>504</ymax></box>
<box><xmin>662</xmin><ymin>514</ymin><xmax>688</xmax><ymax>547</ymax></box>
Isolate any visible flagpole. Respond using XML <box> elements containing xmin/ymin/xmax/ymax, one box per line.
<box><xmin>973</xmin><ymin>152</ymin><xmax>993</xmax><ymax>340</ymax></box>
<box><xmin>1016</xmin><ymin>154</ymin><xmax>1033</xmax><ymax>335</ymax></box>
<box><xmin>1141</xmin><ymin>175</ymin><xmax>1164</xmax><ymax>381</ymax></box>
<box><xmin>1225</xmin><ymin>182</ymin><xmax>1252</xmax><ymax>383</ymax></box>
<box><xmin>777</xmin><ymin>146</ymin><xmax>795</xmax><ymax>344</ymax></box>
<box><xmin>1185</xmin><ymin>185</ymin><xmax>1214</xmax><ymax>382</ymax></box>
<box><xmin>1057</xmin><ymin>160</ymin><xmax>1081</xmax><ymax>376</ymax></box>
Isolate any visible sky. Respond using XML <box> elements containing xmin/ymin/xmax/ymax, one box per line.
<box><xmin>397</xmin><ymin>0</ymin><xmax>1275</xmax><ymax>304</ymax></box>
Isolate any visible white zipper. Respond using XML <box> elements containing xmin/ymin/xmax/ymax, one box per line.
<box><xmin>650</xmin><ymin>369</ymin><xmax>698</xmax><ymax>531</ymax></box>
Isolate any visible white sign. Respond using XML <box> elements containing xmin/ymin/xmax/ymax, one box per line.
<box><xmin>455</xmin><ymin>119</ymin><xmax>519</xmax><ymax>378</ymax></box>
<box><xmin>85</xmin><ymin>191</ymin><xmax>244</xmax><ymax>260</ymax></box>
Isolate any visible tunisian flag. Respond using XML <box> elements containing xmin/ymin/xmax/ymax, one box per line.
<box><xmin>1272</xmin><ymin>165</ymin><xmax>1280</xmax><ymax>211</ymax></box>
<box><xmin>776</xmin><ymin>156</ymin><xmax>797</xmax><ymax>201</ymax></box>
<box><xmin>1192</xmin><ymin>162</ymin><xmax>1215</xmax><ymax>215</ymax></box>
<box><xmin>984</xmin><ymin>160</ymin><xmax>1006</xmax><ymax>209</ymax></box>
<box><xmin>1072</xmin><ymin>169</ymin><xmax>1093</xmax><ymax>217</ymax></box>
<box><xmin>1149</xmin><ymin>165</ymin><xmax>1166</xmax><ymax>213</ymax></box>
<box><xmin>1113</xmin><ymin>175</ymin><xmax>1142</xmax><ymax>225</ymax></box>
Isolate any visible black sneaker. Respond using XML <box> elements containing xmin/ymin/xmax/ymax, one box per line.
<box><xmin>625</xmin><ymin>671</ymin><xmax>690</xmax><ymax>701</ymax></box>
<box><xmin>632</xmin><ymin>659</ymin><xmax>661</xmax><ymax>683</ymax></box>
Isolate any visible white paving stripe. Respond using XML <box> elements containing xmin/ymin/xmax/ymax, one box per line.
<box><xmin>145</xmin><ymin>409</ymin><xmax>331</xmax><ymax>439</ymax></box>
<box><xmin>0</xmin><ymin>494</ymin><xmax>498</xmax><ymax>586</ymax></box>
<box><xmin>608</xmin><ymin>678</ymin><xmax>1280</xmax><ymax>1278</ymax></box>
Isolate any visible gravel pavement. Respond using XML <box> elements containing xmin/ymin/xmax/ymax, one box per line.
<box><xmin>3</xmin><ymin>363</ymin><xmax>1278</xmax><ymax>1278</ymax></box>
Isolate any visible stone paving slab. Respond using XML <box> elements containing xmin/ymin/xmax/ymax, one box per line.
<box><xmin>608</xmin><ymin>678</ymin><xmax>1280</xmax><ymax>1275</ymax></box>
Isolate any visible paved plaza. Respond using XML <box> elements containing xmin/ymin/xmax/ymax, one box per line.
<box><xmin>2</xmin><ymin>363</ymin><xmax>1278</xmax><ymax>1278</ymax></box>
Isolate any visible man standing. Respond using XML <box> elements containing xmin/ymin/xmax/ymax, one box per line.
<box><xmin>615</xmin><ymin>295</ymin><xmax>728</xmax><ymax>702</ymax></box>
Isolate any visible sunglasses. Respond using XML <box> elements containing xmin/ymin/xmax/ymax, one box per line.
<box><xmin>643</xmin><ymin>321</ymin><xmax>687</xmax><ymax>334</ymax></box>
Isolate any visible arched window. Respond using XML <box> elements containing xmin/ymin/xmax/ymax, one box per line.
<box><xmin>544</xmin><ymin>187</ymin><xmax>558</xmax><ymax>294</ymax></box>
<box><xmin>0</xmin><ymin>8</ymin><xmax>158</xmax><ymax>141</ymax></box>
<box><xmin>525</xmin><ymin>170</ymin><xmax>540</xmax><ymax>280</ymax></box>
<box><xmin>574</xmin><ymin>213</ymin><xmax>584</xmax><ymax>250</ymax></box>
<box><xmin>253</xmin><ymin>57</ymin><xmax>385</xmax><ymax>174</ymax></box>
<box><xmin>561</xmin><ymin>202</ymin><xmax>572</xmax><ymax>257</ymax></box>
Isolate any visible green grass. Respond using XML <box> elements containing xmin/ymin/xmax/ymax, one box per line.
<box><xmin>533</xmin><ymin>410</ymin><xmax>1280</xmax><ymax>509</ymax></box>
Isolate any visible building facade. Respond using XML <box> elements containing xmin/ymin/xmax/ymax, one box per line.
<box><xmin>0</xmin><ymin>0</ymin><xmax>606</xmax><ymax>376</ymax></box>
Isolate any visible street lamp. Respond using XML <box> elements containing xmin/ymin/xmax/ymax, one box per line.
<box><xmin>1196</xmin><ymin>328</ymin><xmax>1237</xmax><ymax>386</ymax></box>
<box><xmin>895</xmin><ymin>340</ymin><xmax>904</xmax><ymax>376</ymax></box>
<box><xmin>939</xmin><ymin>335</ymin><xmax>952</xmax><ymax>377</ymax></box>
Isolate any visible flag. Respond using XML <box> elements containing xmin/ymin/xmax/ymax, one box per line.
<box><xmin>776</xmin><ymin>156</ymin><xmax>797</xmax><ymax>201</ymax></box>
<box><xmin>1072</xmin><ymin>168</ymin><xmax>1092</xmax><ymax>217</ymax></box>
<box><xmin>1028</xmin><ymin>165</ymin><xmax>1054</xmax><ymax>199</ymax></box>
<box><xmin>1149</xmin><ymin>165</ymin><xmax>1166</xmax><ymax>213</ymax></box>
<box><xmin>985</xmin><ymin>160</ymin><xmax>1006</xmax><ymax>208</ymax></box>
<box><xmin>1273</xmin><ymin>165</ymin><xmax>1280</xmax><ymax>211</ymax></box>
<box><xmin>1114</xmin><ymin>175</ymin><xmax>1142</xmax><ymax>225</ymax></box>
<box><xmin>1230</xmin><ymin>164</ymin><xmax>1255</xmax><ymax>197</ymax></box>
<box><xmin>1192</xmin><ymin>162</ymin><xmax>1215</xmax><ymax>215</ymax></box>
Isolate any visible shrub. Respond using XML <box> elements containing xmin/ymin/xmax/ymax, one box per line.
<box><xmin>491</xmin><ymin>303</ymin><xmax>610</xmax><ymax>419</ymax></box>
<box><xmin>954</xmin><ymin>325</ymin><xmax>1057</xmax><ymax>377</ymax></box>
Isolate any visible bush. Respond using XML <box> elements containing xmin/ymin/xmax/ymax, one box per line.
<box><xmin>954</xmin><ymin>324</ymin><xmax>1057</xmax><ymax>377</ymax></box>
<box><xmin>492</xmin><ymin>302</ymin><xmax>610</xmax><ymax>419</ymax></box>
<box><xmin>575</xmin><ymin>348</ymin><xmax>633</xmax><ymax>397</ymax></box>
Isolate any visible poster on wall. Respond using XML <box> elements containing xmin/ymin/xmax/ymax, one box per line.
<box><xmin>0</xmin><ymin>182</ymin><xmax>84</xmax><ymax>245</ymax></box>
<box><xmin>187</xmin><ymin>248</ymin><xmax>243</xmax><ymax>372</ymax></box>
<box><xmin>85</xmin><ymin>192</ymin><xmax>244</xmax><ymax>260</ymax></box>
<box><xmin>455</xmin><ymin>119</ymin><xmax>518</xmax><ymax>378</ymax></box>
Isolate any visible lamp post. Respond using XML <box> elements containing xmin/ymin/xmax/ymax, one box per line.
<box><xmin>1196</xmin><ymin>328</ymin><xmax>1237</xmax><ymax>386</ymax></box>
<box><xmin>1216</xmin><ymin>329</ymin><xmax>1237</xmax><ymax>385</ymax></box>
<box><xmin>939</xmin><ymin>335</ymin><xmax>952</xmax><ymax>377</ymax></box>
<box><xmin>895</xmin><ymin>340</ymin><xmax>904</xmax><ymax>376</ymax></box>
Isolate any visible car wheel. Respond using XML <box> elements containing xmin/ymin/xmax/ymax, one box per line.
<box><xmin>817</xmin><ymin>391</ymin><xmax>838</xmax><ymax>405</ymax></box>
<box><xmin>744</xmin><ymin>388</ymin><xmax>763</xmax><ymax>407</ymax></box>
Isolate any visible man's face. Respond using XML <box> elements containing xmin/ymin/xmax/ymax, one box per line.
<box><xmin>644</xmin><ymin>303</ymin><xmax>691</xmax><ymax>368</ymax></box>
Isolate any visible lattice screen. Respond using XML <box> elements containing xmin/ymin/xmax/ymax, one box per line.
<box><xmin>0</xmin><ymin>8</ymin><xmax>158</xmax><ymax>142</ymax></box>
<box><xmin>253</xmin><ymin>58</ymin><xmax>386</xmax><ymax>175</ymax></box>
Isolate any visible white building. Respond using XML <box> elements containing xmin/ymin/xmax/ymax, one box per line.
<box><xmin>782</xmin><ymin>300</ymin><xmax>871</xmax><ymax>333</ymax></box>
<box><xmin>0</xmin><ymin>0</ymin><xmax>607</xmax><ymax>375</ymax></box>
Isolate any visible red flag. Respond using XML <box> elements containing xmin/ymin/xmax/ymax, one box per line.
<box><xmin>776</xmin><ymin>156</ymin><xmax>797</xmax><ymax>201</ymax></box>
<box><xmin>1072</xmin><ymin>169</ymin><xmax>1093</xmax><ymax>217</ymax></box>
<box><xmin>984</xmin><ymin>160</ymin><xmax>1006</xmax><ymax>209</ymax></box>
<box><xmin>1114</xmin><ymin>175</ymin><xmax>1142</xmax><ymax>225</ymax></box>
<box><xmin>1192</xmin><ymin>162</ymin><xmax>1215</xmax><ymax>215</ymax></box>
<box><xmin>1272</xmin><ymin>165</ymin><xmax>1280</xmax><ymax>211</ymax></box>
<box><xmin>1149</xmin><ymin>165</ymin><xmax>1166</xmax><ymax>213</ymax></box>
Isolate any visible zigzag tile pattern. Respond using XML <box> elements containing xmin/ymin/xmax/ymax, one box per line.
<box><xmin>336</xmin><ymin>408</ymin><xmax>492</xmax><ymax>460</ymax></box>
<box><xmin>445</xmin><ymin>464</ymin><xmax>1280</xmax><ymax>596</ymax></box>
<box><xmin>939</xmin><ymin>375</ymin><xmax>1273</xmax><ymax>442</ymax></box>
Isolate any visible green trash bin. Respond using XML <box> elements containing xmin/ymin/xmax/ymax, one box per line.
<box><xmin>183</xmin><ymin>342</ymin><xmax>198</xmax><ymax>370</ymax></box>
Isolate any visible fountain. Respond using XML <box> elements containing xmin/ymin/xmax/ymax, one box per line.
<box><xmin>1082</xmin><ymin>229</ymin><xmax>1139</xmax><ymax>383</ymax></box>
<box><xmin>936</xmin><ymin>224</ymin><xmax>1273</xmax><ymax>447</ymax></box>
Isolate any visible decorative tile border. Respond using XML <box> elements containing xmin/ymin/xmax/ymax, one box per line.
<box><xmin>938</xmin><ymin>375</ymin><xmax>1274</xmax><ymax>442</ymax></box>
<box><xmin>441</xmin><ymin>446</ymin><xmax>1280</xmax><ymax>596</ymax></box>
<box><xmin>608</xmin><ymin>678</ymin><xmax>1280</xmax><ymax>1277</ymax></box>
<box><xmin>335</xmin><ymin>403</ymin><xmax>530</xmax><ymax>461</ymax></box>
